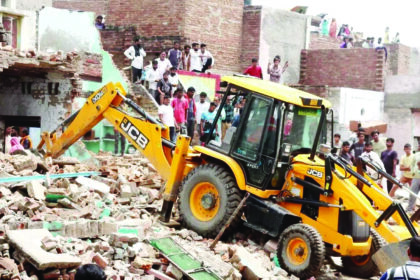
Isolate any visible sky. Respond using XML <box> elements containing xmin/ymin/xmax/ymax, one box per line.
<box><xmin>252</xmin><ymin>0</ymin><xmax>417</xmax><ymax>47</ymax></box>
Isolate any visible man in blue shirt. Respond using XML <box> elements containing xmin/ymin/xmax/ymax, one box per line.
<box><xmin>200</xmin><ymin>102</ymin><xmax>218</xmax><ymax>144</ymax></box>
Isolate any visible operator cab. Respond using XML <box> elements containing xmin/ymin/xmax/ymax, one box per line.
<box><xmin>201</xmin><ymin>76</ymin><xmax>330</xmax><ymax>190</ymax></box>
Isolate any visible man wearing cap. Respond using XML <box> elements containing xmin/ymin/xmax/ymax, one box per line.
<box><xmin>185</xmin><ymin>87</ymin><xmax>197</xmax><ymax>139</ymax></box>
<box><xmin>190</xmin><ymin>43</ymin><xmax>202</xmax><ymax>73</ymax></box>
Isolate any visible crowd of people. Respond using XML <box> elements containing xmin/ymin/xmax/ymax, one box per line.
<box><xmin>157</xmin><ymin>85</ymin><xmax>246</xmax><ymax>146</ymax></box>
<box><xmin>122</xmin><ymin>38</ymin><xmax>258</xmax><ymax>146</ymax></box>
<box><xmin>124</xmin><ymin>38</ymin><xmax>215</xmax><ymax>87</ymax></box>
<box><xmin>334</xmin><ymin>129</ymin><xmax>420</xmax><ymax>213</ymax></box>
<box><xmin>3</xmin><ymin>127</ymin><xmax>33</xmax><ymax>154</ymax></box>
<box><xmin>319</xmin><ymin>15</ymin><xmax>399</xmax><ymax>53</ymax></box>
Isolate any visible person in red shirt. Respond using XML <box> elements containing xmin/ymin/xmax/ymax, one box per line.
<box><xmin>244</xmin><ymin>58</ymin><xmax>263</xmax><ymax>79</ymax></box>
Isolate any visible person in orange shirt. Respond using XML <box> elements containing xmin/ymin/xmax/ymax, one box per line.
<box><xmin>20</xmin><ymin>128</ymin><xmax>32</xmax><ymax>149</ymax></box>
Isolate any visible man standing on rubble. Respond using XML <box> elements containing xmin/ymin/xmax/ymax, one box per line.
<box><xmin>381</xmin><ymin>138</ymin><xmax>398</xmax><ymax>193</ymax></box>
<box><xmin>124</xmin><ymin>37</ymin><xmax>146</xmax><ymax>83</ymax></box>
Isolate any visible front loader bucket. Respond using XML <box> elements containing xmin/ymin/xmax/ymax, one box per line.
<box><xmin>372</xmin><ymin>239</ymin><xmax>410</xmax><ymax>273</ymax></box>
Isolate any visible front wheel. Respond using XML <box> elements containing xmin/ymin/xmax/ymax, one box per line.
<box><xmin>178</xmin><ymin>164</ymin><xmax>242</xmax><ymax>237</ymax></box>
<box><xmin>341</xmin><ymin>230</ymin><xmax>386</xmax><ymax>278</ymax></box>
<box><xmin>277</xmin><ymin>224</ymin><xmax>325</xmax><ymax>279</ymax></box>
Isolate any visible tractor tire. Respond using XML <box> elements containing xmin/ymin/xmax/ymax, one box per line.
<box><xmin>341</xmin><ymin>230</ymin><xmax>387</xmax><ymax>278</ymax></box>
<box><xmin>277</xmin><ymin>224</ymin><xmax>325</xmax><ymax>279</ymax></box>
<box><xmin>178</xmin><ymin>164</ymin><xmax>243</xmax><ymax>237</ymax></box>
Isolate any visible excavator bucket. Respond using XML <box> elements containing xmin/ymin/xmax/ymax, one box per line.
<box><xmin>372</xmin><ymin>239</ymin><xmax>410</xmax><ymax>273</ymax></box>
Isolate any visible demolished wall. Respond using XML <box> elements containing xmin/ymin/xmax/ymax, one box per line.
<box><xmin>309</xmin><ymin>33</ymin><xmax>341</xmax><ymax>49</ymax></box>
<box><xmin>0</xmin><ymin>72</ymin><xmax>72</xmax><ymax>132</ymax></box>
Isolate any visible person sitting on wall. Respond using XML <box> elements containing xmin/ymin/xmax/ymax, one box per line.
<box><xmin>244</xmin><ymin>58</ymin><xmax>263</xmax><ymax>79</ymax></box>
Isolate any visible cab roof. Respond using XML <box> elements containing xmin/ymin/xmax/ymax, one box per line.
<box><xmin>221</xmin><ymin>76</ymin><xmax>331</xmax><ymax>108</ymax></box>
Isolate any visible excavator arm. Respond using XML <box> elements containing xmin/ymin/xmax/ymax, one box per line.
<box><xmin>37</xmin><ymin>82</ymin><xmax>176</xmax><ymax>180</ymax></box>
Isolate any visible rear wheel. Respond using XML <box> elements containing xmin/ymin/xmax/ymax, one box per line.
<box><xmin>341</xmin><ymin>230</ymin><xmax>386</xmax><ymax>278</ymax></box>
<box><xmin>277</xmin><ymin>224</ymin><xmax>325</xmax><ymax>279</ymax></box>
<box><xmin>178</xmin><ymin>164</ymin><xmax>242</xmax><ymax>237</ymax></box>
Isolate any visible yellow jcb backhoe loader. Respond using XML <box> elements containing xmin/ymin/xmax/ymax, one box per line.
<box><xmin>38</xmin><ymin>77</ymin><xmax>420</xmax><ymax>279</ymax></box>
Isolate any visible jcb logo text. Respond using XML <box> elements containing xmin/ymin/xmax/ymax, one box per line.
<box><xmin>307</xmin><ymin>169</ymin><xmax>323</xmax><ymax>178</ymax></box>
<box><xmin>120</xmin><ymin>118</ymin><xmax>149</xmax><ymax>149</ymax></box>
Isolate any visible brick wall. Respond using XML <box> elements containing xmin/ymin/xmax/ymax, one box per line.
<box><xmin>53</xmin><ymin>0</ymin><xmax>243</xmax><ymax>72</ymax></box>
<box><xmin>299</xmin><ymin>48</ymin><xmax>386</xmax><ymax>91</ymax></box>
<box><xmin>240</xmin><ymin>5</ymin><xmax>261</xmax><ymax>71</ymax></box>
<box><xmin>309</xmin><ymin>33</ymin><xmax>341</xmax><ymax>49</ymax></box>
<box><xmin>385</xmin><ymin>43</ymin><xmax>411</xmax><ymax>76</ymax></box>
<box><xmin>106</xmin><ymin>0</ymin><xmax>185</xmax><ymax>37</ymax></box>
<box><xmin>53</xmin><ymin>0</ymin><xmax>109</xmax><ymax>16</ymax></box>
<box><xmin>290</xmin><ymin>84</ymin><xmax>329</xmax><ymax>98</ymax></box>
<box><xmin>184</xmin><ymin>0</ymin><xmax>244</xmax><ymax>72</ymax></box>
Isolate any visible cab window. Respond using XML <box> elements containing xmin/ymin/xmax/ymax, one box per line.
<box><xmin>234</xmin><ymin>96</ymin><xmax>270</xmax><ymax>161</ymax></box>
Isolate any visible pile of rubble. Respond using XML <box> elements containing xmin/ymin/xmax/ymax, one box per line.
<box><xmin>0</xmin><ymin>150</ymin><xmax>293</xmax><ymax>280</ymax></box>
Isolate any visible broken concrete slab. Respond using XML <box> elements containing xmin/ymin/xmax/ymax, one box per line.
<box><xmin>10</xmin><ymin>155</ymin><xmax>37</xmax><ymax>172</ymax></box>
<box><xmin>229</xmin><ymin>245</ymin><xmax>271</xmax><ymax>279</ymax></box>
<box><xmin>76</xmin><ymin>176</ymin><xmax>110</xmax><ymax>194</ymax></box>
<box><xmin>26</xmin><ymin>180</ymin><xmax>46</xmax><ymax>201</ymax></box>
<box><xmin>6</xmin><ymin>229</ymin><xmax>81</xmax><ymax>270</ymax></box>
<box><xmin>166</xmin><ymin>263</ymin><xmax>182</xmax><ymax>280</ymax></box>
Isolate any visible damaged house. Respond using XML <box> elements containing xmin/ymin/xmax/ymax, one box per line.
<box><xmin>0</xmin><ymin>2</ymin><xmax>113</xmax><ymax>152</ymax></box>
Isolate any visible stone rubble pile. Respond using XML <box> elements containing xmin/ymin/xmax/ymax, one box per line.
<box><xmin>0</xmin><ymin>150</ymin><xmax>386</xmax><ymax>280</ymax></box>
<box><xmin>0</xmin><ymin>151</ymin><xmax>292</xmax><ymax>280</ymax></box>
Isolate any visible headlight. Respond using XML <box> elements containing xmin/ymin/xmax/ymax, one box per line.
<box><xmin>319</xmin><ymin>144</ymin><xmax>331</xmax><ymax>155</ymax></box>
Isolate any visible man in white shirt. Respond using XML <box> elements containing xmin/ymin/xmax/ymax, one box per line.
<box><xmin>124</xmin><ymin>37</ymin><xmax>146</xmax><ymax>83</ymax></box>
<box><xmin>158</xmin><ymin>96</ymin><xmax>176</xmax><ymax>142</ymax></box>
<box><xmin>189</xmin><ymin>43</ymin><xmax>202</xmax><ymax>73</ymax></box>
<box><xmin>195</xmin><ymin>92</ymin><xmax>210</xmax><ymax>139</ymax></box>
<box><xmin>360</xmin><ymin>142</ymin><xmax>385</xmax><ymax>183</ymax></box>
<box><xmin>155</xmin><ymin>51</ymin><xmax>172</xmax><ymax>79</ymax></box>
<box><xmin>146</xmin><ymin>60</ymin><xmax>160</xmax><ymax>95</ymax></box>
<box><xmin>168</xmin><ymin>67</ymin><xmax>179</xmax><ymax>95</ymax></box>
<box><xmin>199</xmin><ymin>43</ymin><xmax>214</xmax><ymax>73</ymax></box>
